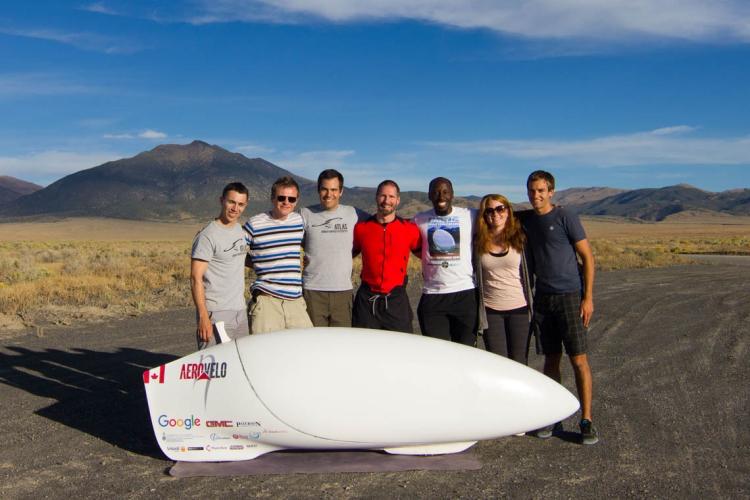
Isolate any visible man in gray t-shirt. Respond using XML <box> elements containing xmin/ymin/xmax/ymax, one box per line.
<box><xmin>301</xmin><ymin>169</ymin><xmax>367</xmax><ymax>327</ymax></box>
<box><xmin>191</xmin><ymin>182</ymin><xmax>250</xmax><ymax>349</ymax></box>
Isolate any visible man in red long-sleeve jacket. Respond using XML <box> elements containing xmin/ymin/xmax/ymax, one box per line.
<box><xmin>352</xmin><ymin>180</ymin><xmax>421</xmax><ymax>333</ymax></box>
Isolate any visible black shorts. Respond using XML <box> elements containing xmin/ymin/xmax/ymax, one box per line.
<box><xmin>533</xmin><ymin>292</ymin><xmax>587</xmax><ymax>356</ymax></box>
<box><xmin>417</xmin><ymin>288</ymin><xmax>477</xmax><ymax>346</ymax></box>
<box><xmin>353</xmin><ymin>284</ymin><xmax>413</xmax><ymax>333</ymax></box>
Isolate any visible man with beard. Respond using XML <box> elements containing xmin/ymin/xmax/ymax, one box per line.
<box><xmin>352</xmin><ymin>180</ymin><xmax>421</xmax><ymax>333</ymax></box>
<box><xmin>413</xmin><ymin>177</ymin><xmax>478</xmax><ymax>345</ymax></box>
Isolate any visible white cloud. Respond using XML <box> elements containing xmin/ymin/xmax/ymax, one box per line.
<box><xmin>272</xmin><ymin>149</ymin><xmax>355</xmax><ymax>178</ymax></box>
<box><xmin>234</xmin><ymin>144</ymin><xmax>276</xmax><ymax>155</ymax></box>
<box><xmin>138</xmin><ymin>129</ymin><xmax>168</xmax><ymax>139</ymax></box>
<box><xmin>0</xmin><ymin>26</ymin><xmax>141</xmax><ymax>54</ymax></box>
<box><xmin>649</xmin><ymin>125</ymin><xmax>697</xmax><ymax>136</ymax></box>
<box><xmin>81</xmin><ymin>2</ymin><xmax>120</xmax><ymax>16</ymax></box>
<box><xmin>103</xmin><ymin>130</ymin><xmax>168</xmax><ymax>140</ymax></box>
<box><xmin>193</xmin><ymin>0</ymin><xmax>750</xmax><ymax>43</ymax></box>
<box><xmin>0</xmin><ymin>150</ymin><xmax>121</xmax><ymax>185</ymax></box>
<box><xmin>103</xmin><ymin>133</ymin><xmax>135</xmax><ymax>139</ymax></box>
<box><xmin>0</xmin><ymin>73</ymin><xmax>100</xmax><ymax>97</ymax></box>
<box><xmin>424</xmin><ymin>127</ymin><xmax>750</xmax><ymax>167</ymax></box>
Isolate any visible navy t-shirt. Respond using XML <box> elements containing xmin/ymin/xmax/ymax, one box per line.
<box><xmin>517</xmin><ymin>207</ymin><xmax>587</xmax><ymax>294</ymax></box>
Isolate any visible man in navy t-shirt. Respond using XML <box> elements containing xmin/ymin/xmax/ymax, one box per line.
<box><xmin>517</xmin><ymin>170</ymin><xmax>599</xmax><ymax>445</ymax></box>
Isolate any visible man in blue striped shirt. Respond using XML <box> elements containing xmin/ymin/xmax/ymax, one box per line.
<box><xmin>243</xmin><ymin>176</ymin><xmax>314</xmax><ymax>334</ymax></box>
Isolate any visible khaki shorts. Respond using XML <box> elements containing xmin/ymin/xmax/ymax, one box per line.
<box><xmin>249</xmin><ymin>294</ymin><xmax>313</xmax><ymax>334</ymax></box>
<box><xmin>196</xmin><ymin>309</ymin><xmax>249</xmax><ymax>350</ymax></box>
<box><xmin>303</xmin><ymin>289</ymin><xmax>353</xmax><ymax>327</ymax></box>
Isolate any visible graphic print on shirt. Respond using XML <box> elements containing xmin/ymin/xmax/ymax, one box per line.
<box><xmin>222</xmin><ymin>238</ymin><xmax>247</xmax><ymax>257</ymax></box>
<box><xmin>312</xmin><ymin>217</ymin><xmax>348</xmax><ymax>233</ymax></box>
<box><xmin>427</xmin><ymin>216</ymin><xmax>460</xmax><ymax>263</ymax></box>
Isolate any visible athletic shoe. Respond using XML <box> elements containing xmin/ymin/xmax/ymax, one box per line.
<box><xmin>533</xmin><ymin>421</ymin><xmax>563</xmax><ymax>439</ymax></box>
<box><xmin>580</xmin><ymin>419</ymin><xmax>599</xmax><ymax>445</ymax></box>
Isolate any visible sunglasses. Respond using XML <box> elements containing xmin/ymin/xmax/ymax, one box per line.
<box><xmin>484</xmin><ymin>205</ymin><xmax>508</xmax><ymax>216</ymax></box>
<box><xmin>276</xmin><ymin>195</ymin><xmax>298</xmax><ymax>203</ymax></box>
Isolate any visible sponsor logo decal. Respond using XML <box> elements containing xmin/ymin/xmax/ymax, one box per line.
<box><xmin>232</xmin><ymin>432</ymin><xmax>261</xmax><ymax>440</ymax></box>
<box><xmin>235</xmin><ymin>421</ymin><xmax>261</xmax><ymax>427</ymax></box>
<box><xmin>143</xmin><ymin>365</ymin><xmax>165</xmax><ymax>384</ymax></box>
<box><xmin>187</xmin><ymin>446</ymin><xmax>204</xmax><ymax>451</ymax></box>
<box><xmin>179</xmin><ymin>361</ymin><xmax>228</xmax><ymax>380</ymax></box>
<box><xmin>210</xmin><ymin>433</ymin><xmax>231</xmax><ymax>441</ymax></box>
<box><xmin>230</xmin><ymin>445</ymin><xmax>244</xmax><ymax>450</ymax></box>
<box><xmin>206</xmin><ymin>420</ymin><xmax>234</xmax><ymax>428</ymax></box>
<box><xmin>158</xmin><ymin>414</ymin><xmax>201</xmax><ymax>430</ymax></box>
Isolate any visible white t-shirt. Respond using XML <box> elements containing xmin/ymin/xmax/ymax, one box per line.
<box><xmin>413</xmin><ymin>206</ymin><xmax>476</xmax><ymax>294</ymax></box>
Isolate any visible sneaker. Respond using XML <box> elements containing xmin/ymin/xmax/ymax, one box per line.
<box><xmin>580</xmin><ymin>419</ymin><xmax>599</xmax><ymax>445</ymax></box>
<box><xmin>533</xmin><ymin>421</ymin><xmax>563</xmax><ymax>439</ymax></box>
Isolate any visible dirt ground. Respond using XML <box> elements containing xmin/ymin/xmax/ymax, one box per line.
<box><xmin>1</xmin><ymin>260</ymin><xmax>748</xmax><ymax>499</ymax></box>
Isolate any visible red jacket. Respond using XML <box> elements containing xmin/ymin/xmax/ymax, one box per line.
<box><xmin>353</xmin><ymin>216</ymin><xmax>421</xmax><ymax>294</ymax></box>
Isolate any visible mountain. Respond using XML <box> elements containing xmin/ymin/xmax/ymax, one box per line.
<box><xmin>3</xmin><ymin>142</ymin><xmax>746</xmax><ymax>221</ymax></box>
<box><xmin>511</xmin><ymin>187</ymin><xmax>627</xmax><ymax>211</ymax></box>
<box><xmin>0</xmin><ymin>176</ymin><xmax>43</xmax><ymax>205</ymax></box>
<box><xmin>0</xmin><ymin>141</ymin><xmax>472</xmax><ymax>220</ymax></box>
<box><xmin>577</xmin><ymin>184</ymin><xmax>750</xmax><ymax>220</ymax></box>
<box><xmin>2</xmin><ymin>141</ymin><xmax>318</xmax><ymax>220</ymax></box>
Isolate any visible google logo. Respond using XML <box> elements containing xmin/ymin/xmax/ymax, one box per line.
<box><xmin>158</xmin><ymin>414</ymin><xmax>201</xmax><ymax>430</ymax></box>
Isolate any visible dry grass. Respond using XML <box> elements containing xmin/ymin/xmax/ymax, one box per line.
<box><xmin>583</xmin><ymin>216</ymin><xmax>750</xmax><ymax>270</ymax></box>
<box><xmin>0</xmin><ymin>216</ymin><xmax>748</xmax><ymax>332</ymax></box>
<box><xmin>0</xmin><ymin>240</ymin><xmax>195</xmax><ymax>332</ymax></box>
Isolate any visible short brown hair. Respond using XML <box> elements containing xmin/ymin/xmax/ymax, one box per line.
<box><xmin>271</xmin><ymin>176</ymin><xmax>300</xmax><ymax>198</ymax></box>
<box><xmin>526</xmin><ymin>170</ymin><xmax>555</xmax><ymax>191</ymax></box>
<box><xmin>376</xmin><ymin>179</ymin><xmax>400</xmax><ymax>196</ymax></box>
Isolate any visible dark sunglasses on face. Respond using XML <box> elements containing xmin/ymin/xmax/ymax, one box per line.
<box><xmin>276</xmin><ymin>195</ymin><xmax>297</xmax><ymax>203</ymax></box>
<box><xmin>484</xmin><ymin>205</ymin><xmax>508</xmax><ymax>216</ymax></box>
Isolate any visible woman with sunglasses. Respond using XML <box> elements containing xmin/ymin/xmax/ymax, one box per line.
<box><xmin>474</xmin><ymin>194</ymin><xmax>534</xmax><ymax>364</ymax></box>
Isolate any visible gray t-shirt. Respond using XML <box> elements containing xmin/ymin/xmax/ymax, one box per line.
<box><xmin>301</xmin><ymin>204</ymin><xmax>365</xmax><ymax>291</ymax></box>
<box><xmin>191</xmin><ymin>220</ymin><xmax>247</xmax><ymax>311</ymax></box>
<box><xmin>517</xmin><ymin>206</ymin><xmax>587</xmax><ymax>294</ymax></box>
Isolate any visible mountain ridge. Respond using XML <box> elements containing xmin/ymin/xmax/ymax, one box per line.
<box><xmin>2</xmin><ymin>141</ymin><xmax>748</xmax><ymax>221</ymax></box>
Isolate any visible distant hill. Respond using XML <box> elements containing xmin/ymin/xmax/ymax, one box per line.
<box><xmin>577</xmin><ymin>184</ymin><xmax>750</xmax><ymax>221</ymax></box>
<box><xmin>0</xmin><ymin>176</ymin><xmax>43</xmax><ymax>205</ymax></box>
<box><xmin>0</xmin><ymin>141</ymin><xmax>473</xmax><ymax>220</ymax></box>
<box><xmin>2</xmin><ymin>142</ymin><xmax>746</xmax><ymax>222</ymax></box>
<box><xmin>511</xmin><ymin>187</ymin><xmax>627</xmax><ymax>211</ymax></box>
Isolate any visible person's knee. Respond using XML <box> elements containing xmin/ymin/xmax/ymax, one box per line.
<box><xmin>569</xmin><ymin>353</ymin><xmax>591</xmax><ymax>372</ymax></box>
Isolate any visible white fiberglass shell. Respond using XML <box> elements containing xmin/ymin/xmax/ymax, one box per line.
<box><xmin>143</xmin><ymin>327</ymin><xmax>579</xmax><ymax>462</ymax></box>
<box><xmin>238</xmin><ymin>328</ymin><xmax>578</xmax><ymax>443</ymax></box>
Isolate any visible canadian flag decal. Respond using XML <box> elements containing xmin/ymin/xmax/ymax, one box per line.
<box><xmin>143</xmin><ymin>365</ymin><xmax>165</xmax><ymax>384</ymax></box>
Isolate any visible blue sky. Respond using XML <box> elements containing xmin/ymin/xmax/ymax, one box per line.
<box><xmin>1</xmin><ymin>0</ymin><xmax>749</xmax><ymax>201</ymax></box>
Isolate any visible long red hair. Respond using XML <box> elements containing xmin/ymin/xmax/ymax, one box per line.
<box><xmin>474</xmin><ymin>194</ymin><xmax>525</xmax><ymax>254</ymax></box>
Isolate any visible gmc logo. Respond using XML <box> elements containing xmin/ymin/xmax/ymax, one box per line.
<box><xmin>206</xmin><ymin>420</ymin><xmax>234</xmax><ymax>428</ymax></box>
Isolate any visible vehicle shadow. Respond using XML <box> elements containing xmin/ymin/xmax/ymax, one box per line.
<box><xmin>0</xmin><ymin>346</ymin><xmax>178</xmax><ymax>459</ymax></box>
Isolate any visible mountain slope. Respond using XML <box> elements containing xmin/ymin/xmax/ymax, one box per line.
<box><xmin>0</xmin><ymin>176</ymin><xmax>43</xmax><ymax>205</ymax></box>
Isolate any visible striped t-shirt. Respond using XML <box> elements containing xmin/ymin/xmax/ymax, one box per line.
<box><xmin>243</xmin><ymin>211</ymin><xmax>304</xmax><ymax>299</ymax></box>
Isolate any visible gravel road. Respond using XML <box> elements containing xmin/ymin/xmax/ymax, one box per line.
<box><xmin>1</xmin><ymin>262</ymin><xmax>748</xmax><ymax>499</ymax></box>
